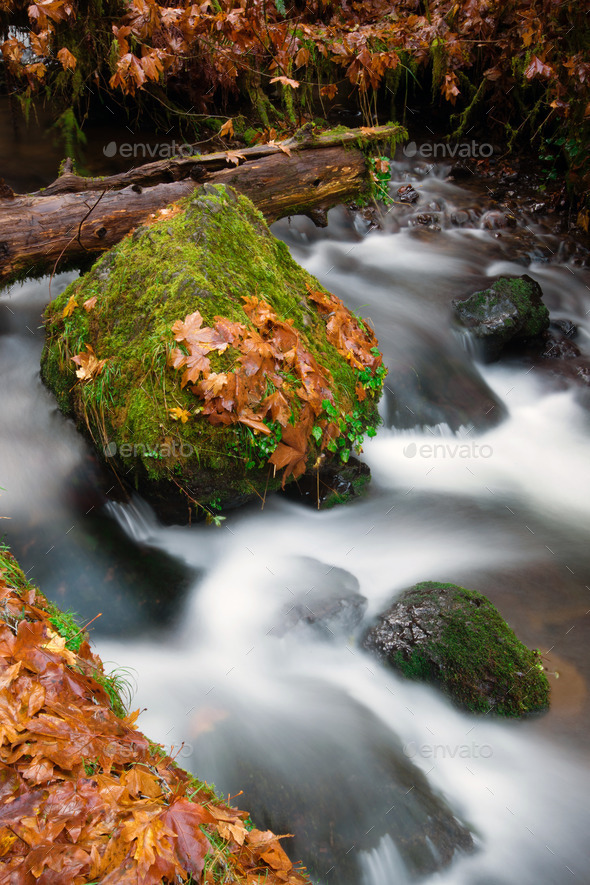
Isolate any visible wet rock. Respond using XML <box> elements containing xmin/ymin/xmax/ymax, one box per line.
<box><xmin>506</xmin><ymin>328</ymin><xmax>590</xmax><ymax>394</ymax></box>
<box><xmin>411</xmin><ymin>212</ymin><xmax>440</xmax><ymax>228</ymax></box>
<box><xmin>536</xmin><ymin>356</ymin><xmax>590</xmax><ymax>395</ymax></box>
<box><xmin>304</xmin><ymin>207</ymin><xmax>328</xmax><ymax>228</ymax></box>
<box><xmin>451</xmin><ymin>209</ymin><xmax>470</xmax><ymax>226</ymax></box>
<box><xmin>382</xmin><ymin>339</ymin><xmax>506</xmax><ymax>432</ymax></box>
<box><xmin>271</xmin><ymin>556</ymin><xmax>367</xmax><ymax>638</ymax></box>
<box><xmin>481</xmin><ymin>210</ymin><xmax>517</xmax><ymax>229</ymax></box>
<box><xmin>191</xmin><ymin>682</ymin><xmax>475</xmax><ymax>884</ymax></box>
<box><xmin>282</xmin><ymin>455</ymin><xmax>370</xmax><ymax>509</ymax></box>
<box><xmin>397</xmin><ymin>184</ymin><xmax>420</xmax><ymax>204</ymax></box>
<box><xmin>541</xmin><ymin>333</ymin><xmax>581</xmax><ymax>360</ymax></box>
<box><xmin>448</xmin><ymin>162</ymin><xmax>474</xmax><ymax>180</ymax></box>
<box><xmin>364</xmin><ymin>581</ymin><xmax>551</xmax><ymax>717</ymax></box>
<box><xmin>550</xmin><ymin>318</ymin><xmax>577</xmax><ymax>339</ymax></box>
<box><xmin>451</xmin><ymin>273</ymin><xmax>550</xmax><ymax>360</ymax></box>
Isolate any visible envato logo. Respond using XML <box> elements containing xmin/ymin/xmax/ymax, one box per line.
<box><xmin>403</xmin><ymin>140</ymin><xmax>494</xmax><ymax>159</ymax></box>
<box><xmin>103</xmin><ymin>441</ymin><xmax>194</xmax><ymax>459</ymax></box>
<box><xmin>403</xmin><ymin>442</ymin><xmax>493</xmax><ymax>459</ymax></box>
<box><xmin>403</xmin><ymin>742</ymin><xmax>493</xmax><ymax>759</ymax></box>
<box><xmin>103</xmin><ymin>140</ymin><xmax>195</xmax><ymax>159</ymax></box>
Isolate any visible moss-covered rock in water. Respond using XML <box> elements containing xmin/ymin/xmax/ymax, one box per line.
<box><xmin>41</xmin><ymin>184</ymin><xmax>385</xmax><ymax>523</ymax></box>
<box><xmin>452</xmin><ymin>274</ymin><xmax>550</xmax><ymax>360</ymax></box>
<box><xmin>364</xmin><ymin>581</ymin><xmax>550</xmax><ymax>717</ymax></box>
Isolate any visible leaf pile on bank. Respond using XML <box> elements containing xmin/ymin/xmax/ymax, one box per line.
<box><xmin>168</xmin><ymin>286</ymin><xmax>382</xmax><ymax>485</ymax></box>
<box><xmin>0</xmin><ymin>551</ymin><xmax>310</xmax><ymax>884</ymax></box>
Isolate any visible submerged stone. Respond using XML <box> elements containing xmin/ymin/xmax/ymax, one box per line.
<box><xmin>191</xmin><ymin>681</ymin><xmax>474</xmax><ymax>883</ymax></box>
<box><xmin>268</xmin><ymin>555</ymin><xmax>368</xmax><ymax>638</ymax></box>
<box><xmin>452</xmin><ymin>273</ymin><xmax>550</xmax><ymax>360</ymax></box>
<box><xmin>41</xmin><ymin>184</ymin><xmax>384</xmax><ymax>523</ymax></box>
<box><xmin>364</xmin><ymin>581</ymin><xmax>550</xmax><ymax>717</ymax></box>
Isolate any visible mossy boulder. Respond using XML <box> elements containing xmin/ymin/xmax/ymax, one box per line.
<box><xmin>452</xmin><ymin>274</ymin><xmax>550</xmax><ymax>360</ymax></box>
<box><xmin>41</xmin><ymin>184</ymin><xmax>385</xmax><ymax>523</ymax></box>
<box><xmin>364</xmin><ymin>581</ymin><xmax>550</xmax><ymax>717</ymax></box>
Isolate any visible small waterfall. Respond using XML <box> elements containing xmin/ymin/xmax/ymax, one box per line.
<box><xmin>104</xmin><ymin>495</ymin><xmax>158</xmax><ymax>544</ymax></box>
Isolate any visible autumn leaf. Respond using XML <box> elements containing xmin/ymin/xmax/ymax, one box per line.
<box><xmin>246</xmin><ymin>828</ymin><xmax>294</xmax><ymax>871</ymax></box>
<box><xmin>270</xmin><ymin>75</ymin><xmax>300</xmax><ymax>89</ymax></box>
<box><xmin>169</xmin><ymin>407</ymin><xmax>191</xmax><ymax>423</ymax></box>
<box><xmin>267</xmin><ymin>139</ymin><xmax>292</xmax><ymax>156</ymax></box>
<box><xmin>197</xmin><ymin>373</ymin><xmax>228</xmax><ymax>398</ymax></box>
<box><xmin>261</xmin><ymin>390</ymin><xmax>291</xmax><ymax>426</ymax></box>
<box><xmin>181</xmin><ymin>350</ymin><xmax>211</xmax><ymax>387</ymax></box>
<box><xmin>83</xmin><ymin>296</ymin><xmax>97</xmax><ymax>312</ymax></box>
<box><xmin>71</xmin><ymin>345</ymin><xmax>107</xmax><ymax>382</ymax></box>
<box><xmin>319</xmin><ymin>83</ymin><xmax>338</xmax><ymax>100</ymax></box>
<box><xmin>524</xmin><ymin>56</ymin><xmax>553</xmax><ymax>80</ymax></box>
<box><xmin>62</xmin><ymin>294</ymin><xmax>77</xmax><ymax>318</ymax></box>
<box><xmin>219</xmin><ymin>118</ymin><xmax>234</xmax><ymax>138</ymax></box>
<box><xmin>237</xmin><ymin>409</ymin><xmax>272</xmax><ymax>435</ymax></box>
<box><xmin>57</xmin><ymin>46</ymin><xmax>76</xmax><ymax>71</ymax></box>
<box><xmin>172</xmin><ymin>310</ymin><xmax>204</xmax><ymax>342</ymax></box>
<box><xmin>161</xmin><ymin>799</ymin><xmax>213</xmax><ymax>878</ymax></box>
<box><xmin>226</xmin><ymin>150</ymin><xmax>246</xmax><ymax>166</ymax></box>
<box><xmin>269</xmin><ymin>422</ymin><xmax>309</xmax><ymax>485</ymax></box>
<box><xmin>295</xmin><ymin>47</ymin><xmax>310</xmax><ymax>68</ymax></box>
<box><xmin>442</xmin><ymin>72</ymin><xmax>460</xmax><ymax>103</ymax></box>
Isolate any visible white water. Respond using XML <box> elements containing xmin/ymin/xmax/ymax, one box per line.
<box><xmin>1</xmin><ymin>164</ymin><xmax>590</xmax><ymax>883</ymax></box>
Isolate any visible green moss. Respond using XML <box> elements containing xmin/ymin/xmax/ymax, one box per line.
<box><xmin>42</xmin><ymin>184</ymin><xmax>384</xmax><ymax>517</ymax></box>
<box><xmin>387</xmin><ymin>581</ymin><xmax>550</xmax><ymax>717</ymax></box>
<box><xmin>46</xmin><ymin>604</ymin><xmax>85</xmax><ymax>652</ymax></box>
<box><xmin>0</xmin><ymin>543</ymin><xmax>31</xmax><ymax>593</ymax></box>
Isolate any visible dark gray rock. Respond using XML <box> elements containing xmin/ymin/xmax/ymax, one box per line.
<box><xmin>397</xmin><ymin>184</ymin><xmax>420</xmax><ymax>204</ymax></box>
<box><xmin>452</xmin><ymin>273</ymin><xmax>550</xmax><ymax>360</ymax></box>
<box><xmin>550</xmin><ymin>318</ymin><xmax>577</xmax><ymax>339</ymax></box>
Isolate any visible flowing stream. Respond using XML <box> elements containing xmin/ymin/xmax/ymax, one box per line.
<box><xmin>1</xmin><ymin>158</ymin><xmax>590</xmax><ymax>884</ymax></box>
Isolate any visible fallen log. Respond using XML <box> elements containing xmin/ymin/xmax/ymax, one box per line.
<box><xmin>0</xmin><ymin>124</ymin><xmax>401</xmax><ymax>289</ymax></box>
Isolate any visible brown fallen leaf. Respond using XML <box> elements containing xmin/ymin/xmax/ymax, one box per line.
<box><xmin>71</xmin><ymin>345</ymin><xmax>107</xmax><ymax>382</ymax></box>
<box><xmin>267</xmin><ymin>139</ymin><xmax>292</xmax><ymax>156</ymax></box>
<box><xmin>226</xmin><ymin>150</ymin><xmax>246</xmax><ymax>166</ymax></box>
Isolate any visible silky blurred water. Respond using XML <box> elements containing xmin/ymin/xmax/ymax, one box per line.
<box><xmin>1</xmin><ymin>161</ymin><xmax>589</xmax><ymax>884</ymax></box>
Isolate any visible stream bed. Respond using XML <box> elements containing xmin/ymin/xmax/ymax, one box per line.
<box><xmin>1</xmin><ymin>158</ymin><xmax>589</xmax><ymax>884</ymax></box>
